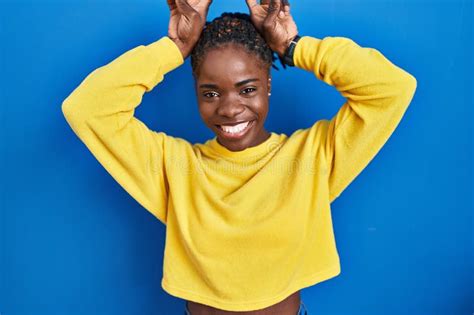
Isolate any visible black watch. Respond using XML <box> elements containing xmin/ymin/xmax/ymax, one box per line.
<box><xmin>281</xmin><ymin>35</ymin><xmax>301</xmax><ymax>67</ymax></box>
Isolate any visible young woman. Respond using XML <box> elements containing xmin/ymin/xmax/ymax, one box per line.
<box><xmin>62</xmin><ymin>0</ymin><xmax>417</xmax><ymax>314</ymax></box>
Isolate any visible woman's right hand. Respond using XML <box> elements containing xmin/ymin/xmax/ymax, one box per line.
<box><xmin>167</xmin><ymin>0</ymin><xmax>212</xmax><ymax>59</ymax></box>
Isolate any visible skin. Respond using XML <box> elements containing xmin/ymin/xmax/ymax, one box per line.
<box><xmin>167</xmin><ymin>0</ymin><xmax>212</xmax><ymax>58</ymax></box>
<box><xmin>167</xmin><ymin>0</ymin><xmax>301</xmax><ymax>313</ymax></box>
<box><xmin>194</xmin><ymin>44</ymin><xmax>272</xmax><ymax>152</ymax></box>
<box><xmin>187</xmin><ymin>291</ymin><xmax>301</xmax><ymax>315</ymax></box>
<box><xmin>245</xmin><ymin>0</ymin><xmax>298</xmax><ymax>56</ymax></box>
<box><xmin>167</xmin><ymin>0</ymin><xmax>298</xmax><ymax>58</ymax></box>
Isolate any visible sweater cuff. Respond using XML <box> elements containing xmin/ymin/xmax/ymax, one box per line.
<box><xmin>146</xmin><ymin>36</ymin><xmax>184</xmax><ymax>75</ymax></box>
<box><xmin>294</xmin><ymin>36</ymin><xmax>323</xmax><ymax>72</ymax></box>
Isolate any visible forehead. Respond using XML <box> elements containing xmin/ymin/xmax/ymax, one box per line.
<box><xmin>196</xmin><ymin>44</ymin><xmax>268</xmax><ymax>84</ymax></box>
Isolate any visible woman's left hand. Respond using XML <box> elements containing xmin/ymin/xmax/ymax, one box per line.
<box><xmin>246</xmin><ymin>0</ymin><xmax>298</xmax><ymax>57</ymax></box>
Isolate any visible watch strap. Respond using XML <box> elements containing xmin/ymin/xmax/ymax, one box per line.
<box><xmin>281</xmin><ymin>35</ymin><xmax>301</xmax><ymax>67</ymax></box>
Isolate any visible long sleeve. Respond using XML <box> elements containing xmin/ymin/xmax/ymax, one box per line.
<box><xmin>61</xmin><ymin>36</ymin><xmax>184</xmax><ymax>225</ymax></box>
<box><xmin>294</xmin><ymin>36</ymin><xmax>417</xmax><ymax>203</ymax></box>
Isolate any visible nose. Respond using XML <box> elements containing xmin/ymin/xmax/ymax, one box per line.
<box><xmin>216</xmin><ymin>99</ymin><xmax>246</xmax><ymax>118</ymax></box>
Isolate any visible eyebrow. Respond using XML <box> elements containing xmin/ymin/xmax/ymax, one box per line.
<box><xmin>199</xmin><ymin>78</ymin><xmax>260</xmax><ymax>89</ymax></box>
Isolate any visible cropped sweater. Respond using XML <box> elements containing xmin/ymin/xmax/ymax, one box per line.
<box><xmin>62</xmin><ymin>35</ymin><xmax>417</xmax><ymax>311</ymax></box>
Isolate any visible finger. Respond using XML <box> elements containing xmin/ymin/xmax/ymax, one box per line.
<box><xmin>203</xmin><ymin>0</ymin><xmax>213</xmax><ymax>9</ymax></box>
<box><xmin>202</xmin><ymin>0</ymin><xmax>213</xmax><ymax>14</ymax></box>
<box><xmin>283</xmin><ymin>4</ymin><xmax>290</xmax><ymax>15</ymax></box>
<box><xmin>265</xmin><ymin>0</ymin><xmax>281</xmax><ymax>23</ymax></box>
<box><xmin>167</xmin><ymin>0</ymin><xmax>177</xmax><ymax>10</ymax></box>
<box><xmin>245</xmin><ymin>0</ymin><xmax>258</xmax><ymax>11</ymax></box>
<box><xmin>175</xmin><ymin>0</ymin><xmax>196</xmax><ymax>15</ymax></box>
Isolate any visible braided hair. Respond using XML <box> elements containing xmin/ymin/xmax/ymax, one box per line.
<box><xmin>190</xmin><ymin>12</ymin><xmax>279</xmax><ymax>76</ymax></box>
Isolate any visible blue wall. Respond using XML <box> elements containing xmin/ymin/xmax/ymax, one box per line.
<box><xmin>1</xmin><ymin>1</ymin><xmax>472</xmax><ymax>314</ymax></box>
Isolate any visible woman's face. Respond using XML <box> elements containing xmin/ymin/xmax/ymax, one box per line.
<box><xmin>194</xmin><ymin>44</ymin><xmax>271</xmax><ymax>152</ymax></box>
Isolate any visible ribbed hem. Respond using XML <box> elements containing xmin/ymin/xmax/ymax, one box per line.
<box><xmin>294</xmin><ymin>36</ymin><xmax>322</xmax><ymax>71</ymax></box>
<box><xmin>161</xmin><ymin>264</ymin><xmax>341</xmax><ymax>312</ymax></box>
<box><xmin>146</xmin><ymin>36</ymin><xmax>184</xmax><ymax>77</ymax></box>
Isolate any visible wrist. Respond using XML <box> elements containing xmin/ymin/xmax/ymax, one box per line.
<box><xmin>275</xmin><ymin>45</ymin><xmax>287</xmax><ymax>58</ymax></box>
<box><xmin>280</xmin><ymin>35</ymin><xmax>301</xmax><ymax>67</ymax></box>
<box><xmin>276</xmin><ymin>35</ymin><xmax>298</xmax><ymax>57</ymax></box>
<box><xmin>169</xmin><ymin>37</ymin><xmax>192</xmax><ymax>59</ymax></box>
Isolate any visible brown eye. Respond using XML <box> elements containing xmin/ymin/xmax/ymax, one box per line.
<box><xmin>241</xmin><ymin>87</ymin><xmax>257</xmax><ymax>94</ymax></box>
<box><xmin>203</xmin><ymin>91</ymin><xmax>219</xmax><ymax>98</ymax></box>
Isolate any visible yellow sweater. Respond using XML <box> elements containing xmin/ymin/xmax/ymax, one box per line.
<box><xmin>62</xmin><ymin>35</ymin><xmax>416</xmax><ymax>311</ymax></box>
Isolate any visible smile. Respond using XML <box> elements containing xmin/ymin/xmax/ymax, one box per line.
<box><xmin>216</xmin><ymin>120</ymin><xmax>255</xmax><ymax>139</ymax></box>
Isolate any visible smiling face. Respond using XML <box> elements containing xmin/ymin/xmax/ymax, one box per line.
<box><xmin>194</xmin><ymin>43</ymin><xmax>272</xmax><ymax>152</ymax></box>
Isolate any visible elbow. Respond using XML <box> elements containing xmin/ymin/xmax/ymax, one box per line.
<box><xmin>405</xmin><ymin>73</ymin><xmax>417</xmax><ymax>104</ymax></box>
<box><xmin>61</xmin><ymin>97</ymin><xmax>86</xmax><ymax>133</ymax></box>
<box><xmin>61</xmin><ymin>98</ymin><xmax>78</xmax><ymax>123</ymax></box>
<box><xmin>61</xmin><ymin>98</ymin><xmax>72</xmax><ymax>119</ymax></box>
<box><xmin>405</xmin><ymin>73</ymin><xmax>417</xmax><ymax>96</ymax></box>
<box><xmin>394</xmin><ymin>71</ymin><xmax>417</xmax><ymax>109</ymax></box>
<box><xmin>396</xmin><ymin>68</ymin><xmax>417</xmax><ymax>93</ymax></box>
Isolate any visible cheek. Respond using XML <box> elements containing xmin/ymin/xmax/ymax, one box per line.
<box><xmin>198</xmin><ymin>103</ymin><xmax>214</xmax><ymax>121</ymax></box>
<box><xmin>255</xmin><ymin>95</ymin><xmax>269</xmax><ymax>115</ymax></box>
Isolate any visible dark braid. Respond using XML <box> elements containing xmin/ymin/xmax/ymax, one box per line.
<box><xmin>190</xmin><ymin>12</ymin><xmax>279</xmax><ymax>76</ymax></box>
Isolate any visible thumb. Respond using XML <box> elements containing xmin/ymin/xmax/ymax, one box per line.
<box><xmin>263</xmin><ymin>0</ymin><xmax>281</xmax><ymax>26</ymax></box>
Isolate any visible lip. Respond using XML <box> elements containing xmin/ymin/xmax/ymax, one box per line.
<box><xmin>216</xmin><ymin>120</ymin><xmax>249</xmax><ymax>126</ymax></box>
<box><xmin>215</xmin><ymin>120</ymin><xmax>255</xmax><ymax>140</ymax></box>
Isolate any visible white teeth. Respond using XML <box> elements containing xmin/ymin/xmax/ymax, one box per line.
<box><xmin>220</xmin><ymin>121</ymin><xmax>250</xmax><ymax>134</ymax></box>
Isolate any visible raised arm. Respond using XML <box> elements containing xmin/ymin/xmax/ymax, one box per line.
<box><xmin>247</xmin><ymin>0</ymin><xmax>417</xmax><ymax>203</ymax></box>
<box><xmin>61</xmin><ymin>0</ymin><xmax>211</xmax><ymax>224</ymax></box>
<box><xmin>294</xmin><ymin>36</ymin><xmax>417</xmax><ymax>203</ymax></box>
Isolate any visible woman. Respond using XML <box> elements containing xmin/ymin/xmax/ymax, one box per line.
<box><xmin>61</xmin><ymin>0</ymin><xmax>417</xmax><ymax>314</ymax></box>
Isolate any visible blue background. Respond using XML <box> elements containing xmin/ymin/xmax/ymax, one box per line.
<box><xmin>1</xmin><ymin>0</ymin><xmax>472</xmax><ymax>314</ymax></box>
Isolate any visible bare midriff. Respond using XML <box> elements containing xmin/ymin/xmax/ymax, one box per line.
<box><xmin>186</xmin><ymin>290</ymin><xmax>301</xmax><ymax>315</ymax></box>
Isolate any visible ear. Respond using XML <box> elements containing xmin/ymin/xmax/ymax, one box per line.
<box><xmin>267</xmin><ymin>75</ymin><xmax>272</xmax><ymax>96</ymax></box>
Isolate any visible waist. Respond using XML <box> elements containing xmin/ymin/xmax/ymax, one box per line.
<box><xmin>186</xmin><ymin>290</ymin><xmax>301</xmax><ymax>315</ymax></box>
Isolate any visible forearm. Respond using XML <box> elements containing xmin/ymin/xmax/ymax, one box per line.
<box><xmin>294</xmin><ymin>36</ymin><xmax>417</xmax><ymax>106</ymax></box>
<box><xmin>61</xmin><ymin>36</ymin><xmax>183</xmax><ymax>133</ymax></box>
